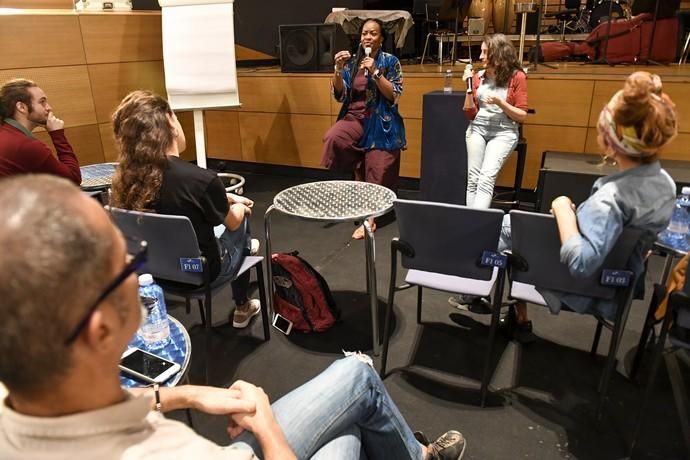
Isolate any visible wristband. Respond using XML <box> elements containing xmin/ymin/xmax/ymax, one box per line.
<box><xmin>153</xmin><ymin>383</ymin><xmax>162</xmax><ymax>412</ymax></box>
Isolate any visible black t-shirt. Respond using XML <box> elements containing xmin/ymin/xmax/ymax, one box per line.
<box><xmin>154</xmin><ymin>156</ymin><xmax>229</xmax><ymax>280</ymax></box>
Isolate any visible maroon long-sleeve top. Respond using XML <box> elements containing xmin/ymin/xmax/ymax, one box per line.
<box><xmin>0</xmin><ymin>121</ymin><xmax>81</xmax><ymax>184</ymax></box>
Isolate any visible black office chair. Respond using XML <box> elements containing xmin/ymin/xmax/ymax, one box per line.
<box><xmin>109</xmin><ymin>207</ymin><xmax>270</xmax><ymax>339</ymax></box>
<box><xmin>504</xmin><ymin>210</ymin><xmax>643</xmax><ymax>420</ymax></box>
<box><xmin>630</xmin><ymin>270</ymin><xmax>690</xmax><ymax>456</ymax></box>
<box><xmin>380</xmin><ymin>199</ymin><xmax>507</xmax><ymax>406</ymax></box>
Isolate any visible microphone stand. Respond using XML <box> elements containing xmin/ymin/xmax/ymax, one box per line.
<box><xmin>530</xmin><ymin>0</ymin><xmax>557</xmax><ymax>70</ymax></box>
<box><xmin>591</xmin><ymin>0</ymin><xmax>616</xmax><ymax>65</ymax></box>
<box><xmin>450</xmin><ymin>0</ymin><xmax>466</xmax><ymax>64</ymax></box>
<box><xmin>641</xmin><ymin>0</ymin><xmax>665</xmax><ymax>66</ymax></box>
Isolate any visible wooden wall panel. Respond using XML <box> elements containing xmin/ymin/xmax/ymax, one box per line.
<box><xmin>398</xmin><ymin>77</ymin><xmax>441</xmax><ymax>120</ymax></box>
<box><xmin>527</xmin><ymin>79</ymin><xmax>594</xmax><ymax>127</ymax></box>
<box><xmin>588</xmin><ymin>81</ymin><xmax>622</xmax><ymax>127</ymax></box>
<box><xmin>79</xmin><ymin>13</ymin><xmax>163</xmax><ymax>64</ymax></box>
<box><xmin>88</xmin><ymin>61</ymin><xmax>165</xmax><ymax>123</ymax></box>
<box><xmin>98</xmin><ymin>123</ymin><xmax>118</xmax><ymax>162</ymax></box>
<box><xmin>239</xmin><ymin>113</ymin><xmax>331</xmax><ymax>168</ymax></box>
<box><xmin>34</xmin><ymin>124</ymin><xmax>104</xmax><ymax>166</ymax></box>
<box><xmin>238</xmin><ymin>76</ymin><xmax>331</xmax><ymax>115</ymax></box>
<box><xmin>0</xmin><ymin>66</ymin><xmax>96</xmax><ymax>127</ymax></box>
<box><xmin>0</xmin><ymin>15</ymin><xmax>85</xmax><ymax>69</ymax></box>
<box><xmin>510</xmin><ymin>125</ymin><xmax>589</xmax><ymax>189</ymax></box>
<box><xmin>204</xmin><ymin>110</ymin><xmax>243</xmax><ymax>161</ymax></box>
<box><xmin>176</xmin><ymin>111</ymin><xmax>198</xmax><ymax>162</ymax></box>
<box><xmin>401</xmin><ymin>118</ymin><xmax>421</xmax><ymax>178</ymax></box>
<box><xmin>664</xmin><ymin>83</ymin><xmax>690</xmax><ymax>133</ymax></box>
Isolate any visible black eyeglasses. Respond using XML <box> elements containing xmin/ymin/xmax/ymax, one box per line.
<box><xmin>64</xmin><ymin>239</ymin><xmax>148</xmax><ymax>345</ymax></box>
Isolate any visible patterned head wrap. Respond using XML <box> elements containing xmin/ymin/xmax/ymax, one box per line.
<box><xmin>597</xmin><ymin>74</ymin><xmax>676</xmax><ymax>158</ymax></box>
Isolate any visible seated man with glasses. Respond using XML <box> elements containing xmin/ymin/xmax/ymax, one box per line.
<box><xmin>0</xmin><ymin>174</ymin><xmax>467</xmax><ymax>460</ymax></box>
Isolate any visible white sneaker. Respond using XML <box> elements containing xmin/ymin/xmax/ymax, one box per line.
<box><xmin>233</xmin><ymin>299</ymin><xmax>261</xmax><ymax>328</ymax></box>
<box><xmin>448</xmin><ymin>294</ymin><xmax>478</xmax><ymax>310</ymax></box>
<box><xmin>250</xmin><ymin>238</ymin><xmax>260</xmax><ymax>256</ymax></box>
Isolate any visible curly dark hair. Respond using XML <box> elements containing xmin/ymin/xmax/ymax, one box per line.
<box><xmin>484</xmin><ymin>34</ymin><xmax>523</xmax><ymax>87</ymax></box>
<box><xmin>110</xmin><ymin>90</ymin><xmax>174</xmax><ymax>212</ymax></box>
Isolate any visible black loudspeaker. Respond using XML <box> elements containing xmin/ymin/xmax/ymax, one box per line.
<box><xmin>536</xmin><ymin>152</ymin><xmax>690</xmax><ymax>213</ymax></box>
<box><xmin>420</xmin><ymin>91</ymin><xmax>469</xmax><ymax>205</ymax></box>
<box><xmin>279</xmin><ymin>24</ymin><xmax>350</xmax><ymax>73</ymax></box>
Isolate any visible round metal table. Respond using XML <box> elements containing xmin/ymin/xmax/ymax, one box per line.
<box><xmin>264</xmin><ymin>180</ymin><xmax>396</xmax><ymax>355</ymax></box>
<box><xmin>120</xmin><ymin>316</ymin><xmax>191</xmax><ymax>388</ymax></box>
<box><xmin>80</xmin><ymin>162</ymin><xmax>118</xmax><ymax>191</ymax></box>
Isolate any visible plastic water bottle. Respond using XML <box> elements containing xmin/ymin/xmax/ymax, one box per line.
<box><xmin>443</xmin><ymin>69</ymin><xmax>453</xmax><ymax>93</ymax></box>
<box><xmin>138</xmin><ymin>274</ymin><xmax>171</xmax><ymax>347</ymax></box>
<box><xmin>659</xmin><ymin>187</ymin><xmax>690</xmax><ymax>251</ymax></box>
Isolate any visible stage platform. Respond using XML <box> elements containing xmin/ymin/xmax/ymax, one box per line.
<box><xmin>221</xmin><ymin>63</ymin><xmax>690</xmax><ymax>191</ymax></box>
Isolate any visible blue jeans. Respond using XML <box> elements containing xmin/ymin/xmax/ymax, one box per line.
<box><xmin>230</xmin><ymin>356</ymin><xmax>424</xmax><ymax>460</ymax></box>
<box><xmin>212</xmin><ymin>218</ymin><xmax>251</xmax><ymax>305</ymax></box>
<box><xmin>465</xmin><ymin>121</ymin><xmax>518</xmax><ymax>209</ymax></box>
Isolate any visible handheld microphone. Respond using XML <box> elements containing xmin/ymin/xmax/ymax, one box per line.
<box><xmin>364</xmin><ymin>46</ymin><xmax>372</xmax><ymax>76</ymax></box>
<box><xmin>465</xmin><ymin>64</ymin><xmax>473</xmax><ymax>93</ymax></box>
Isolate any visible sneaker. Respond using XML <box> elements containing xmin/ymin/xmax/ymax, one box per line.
<box><xmin>448</xmin><ymin>295</ymin><xmax>491</xmax><ymax>313</ymax></box>
<box><xmin>233</xmin><ymin>299</ymin><xmax>261</xmax><ymax>328</ymax></box>
<box><xmin>448</xmin><ymin>294</ymin><xmax>478</xmax><ymax>310</ymax></box>
<box><xmin>426</xmin><ymin>430</ymin><xmax>467</xmax><ymax>460</ymax></box>
<box><xmin>250</xmin><ymin>238</ymin><xmax>260</xmax><ymax>256</ymax></box>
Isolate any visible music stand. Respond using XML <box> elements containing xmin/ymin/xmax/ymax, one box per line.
<box><xmin>590</xmin><ymin>0</ymin><xmax>617</xmax><ymax>65</ymax></box>
<box><xmin>443</xmin><ymin>0</ymin><xmax>469</xmax><ymax>64</ymax></box>
<box><xmin>640</xmin><ymin>0</ymin><xmax>666</xmax><ymax>66</ymax></box>
<box><xmin>530</xmin><ymin>0</ymin><xmax>558</xmax><ymax>70</ymax></box>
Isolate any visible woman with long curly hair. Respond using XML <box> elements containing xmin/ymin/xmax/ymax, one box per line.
<box><xmin>462</xmin><ymin>33</ymin><xmax>527</xmax><ymax>209</ymax></box>
<box><xmin>110</xmin><ymin>90</ymin><xmax>261</xmax><ymax>329</ymax></box>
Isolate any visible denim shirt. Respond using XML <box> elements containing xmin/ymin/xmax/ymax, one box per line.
<box><xmin>540</xmin><ymin>161</ymin><xmax>676</xmax><ymax>319</ymax></box>
<box><xmin>334</xmin><ymin>50</ymin><xmax>406</xmax><ymax>151</ymax></box>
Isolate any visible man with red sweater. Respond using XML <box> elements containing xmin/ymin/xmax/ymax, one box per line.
<box><xmin>0</xmin><ymin>78</ymin><xmax>81</xmax><ymax>184</ymax></box>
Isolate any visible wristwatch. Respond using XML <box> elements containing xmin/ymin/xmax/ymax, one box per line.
<box><xmin>372</xmin><ymin>68</ymin><xmax>382</xmax><ymax>80</ymax></box>
<box><xmin>334</xmin><ymin>64</ymin><xmax>342</xmax><ymax>75</ymax></box>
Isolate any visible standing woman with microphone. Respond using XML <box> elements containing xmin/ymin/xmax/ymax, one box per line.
<box><xmin>321</xmin><ymin>18</ymin><xmax>406</xmax><ymax>240</ymax></box>
<box><xmin>463</xmin><ymin>34</ymin><xmax>527</xmax><ymax>209</ymax></box>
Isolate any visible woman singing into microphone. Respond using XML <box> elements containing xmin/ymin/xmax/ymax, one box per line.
<box><xmin>463</xmin><ymin>34</ymin><xmax>527</xmax><ymax>209</ymax></box>
<box><xmin>321</xmin><ymin>18</ymin><xmax>406</xmax><ymax>240</ymax></box>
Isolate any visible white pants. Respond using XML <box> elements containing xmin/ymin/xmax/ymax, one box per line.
<box><xmin>465</xmin><ymin>122</ymin><xmax>519</xmax><ymax>208</ymax></box>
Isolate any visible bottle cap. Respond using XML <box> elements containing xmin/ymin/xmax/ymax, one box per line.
<box><xmin>138</xmin><ymin>273</ymin><xmax>154</xmax><ymax>286</ymax></box>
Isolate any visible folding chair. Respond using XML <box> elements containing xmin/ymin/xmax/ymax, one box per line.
<box><xmin>379</xmin><ymin>199</ymin><xmax>507</xmax><ymax>406</ymax></box>
<box><xmin>631</xmin><ymin>270</ymin><xmax>690</xmax><ymax>456</ymax></box>
<box><xmin>109</xmin><ymin>207</ymin><xmax>270</xmax><ymax>340</ymax></box>
<box><xmin>506</xmin><ymin>210</ymin><xmax>643</xmax><ymax>420</ymax></box>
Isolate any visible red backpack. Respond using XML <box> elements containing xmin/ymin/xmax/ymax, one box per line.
<box><xmin>271</xmin><ymin>252</ymin><xmax>340</xmax><ymax>332</ymax></box>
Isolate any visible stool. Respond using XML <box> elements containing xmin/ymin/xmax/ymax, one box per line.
<box><xmin>493</xmin><ymin>109</ymin><xmax>535</xmax><ymax>209</ymax></box>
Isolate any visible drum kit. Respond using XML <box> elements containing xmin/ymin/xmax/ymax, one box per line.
<box><xmin>466</xmin><ymin>0</ymin><xmax>632</xmax><ymax>35</ymax></box>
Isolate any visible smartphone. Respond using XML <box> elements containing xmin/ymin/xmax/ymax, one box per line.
<box><xmin>119</xmin><ymin>347</ymin><xmax>181</xmax><ymax>384</ymax></box>
<box><xmin>272</xmin><ymin>313</ymin><xmax>293</xmax><ymax>335</ymax></box>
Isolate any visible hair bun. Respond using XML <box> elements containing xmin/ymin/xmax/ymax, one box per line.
<box><xmin>614</xmin><ymin>71</ymin><xmax>658</xmax><ymax>126</ymax></box>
